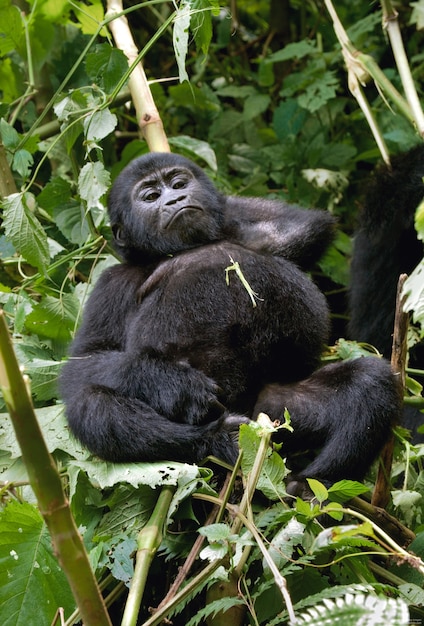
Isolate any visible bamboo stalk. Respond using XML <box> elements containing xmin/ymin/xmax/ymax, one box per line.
<box><xmin>106</xmin><ymin>0</ymin><xmax>170</xmax><ymax>152</ymax></box>
<box><xmin>0</xmin><ymin>311</ymin><xmax>112</xmax><ymax>626</ymax></box>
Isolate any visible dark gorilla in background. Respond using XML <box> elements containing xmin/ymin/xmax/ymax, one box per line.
<box><xmin>60</xmin><ymin>152</ymin><xmax>401</xmax><ymax>490</ymax></box>
<box><xmin>349</xmin><ymin>145</ymin><xmax>424</xmax><ymax>438</ymax></box>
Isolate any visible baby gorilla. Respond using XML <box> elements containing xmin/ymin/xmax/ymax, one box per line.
<box><xmin>60</xmin><ymin>152</ymin><xmax>401</xmax><ymax>488</ymax></box>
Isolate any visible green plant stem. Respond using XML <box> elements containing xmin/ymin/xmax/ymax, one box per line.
<box><xmin>404</xmin><ymin>396</ymin><xmax>424</xmax><ymax>407</ymax></box>
<box><xmin>381</xmin><ymin>0</ymin><xmax>424</xmax><ymax>136</ymax></box>
<box><xmin>232</xmin><ymin>419</ymin><xmax>274</xmax><ymax>535</ymax></box>
<box><xmin>357</xmin><ymin>51</ymin><xmax>414</xmax><ymax>123</ymax></box>
<box><xmin>0</xmin><ymin>311</ymin><xmax>112</xmax><ymax>626</ymax></box>
<box><xmin>234</xmin><ymin>508</ymin><xmax>296</xmax><ymax>625</ymax></box>
<box><xmin>121</xmin><ymin>485</ymin><xmax>176</xmax><ymax>626</ymax></box>
<box><xmin>407</xmin><ymin>368</ymin><xmax>424</xmax><ymax>376</ymax></box>
<box><xmin>216</xmin><ymin>453</ymin><xmax>243</xmax><ymax>523</ymax></box>
<box><xmin>323</xmin><ymin>0</ymin><xmax>390</xmax><ymax>163</ymax></box>
<box><xmin>331</xmin><ymin>506</ymin><xmax>424</xmax><ymax>573</ymax></box>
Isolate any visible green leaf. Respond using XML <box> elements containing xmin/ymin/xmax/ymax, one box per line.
<box><xmin>169</xmin><ymin>136</ymin><xmax>217</xmax><ymax>171</ymax></box>
<box><xmin>73</xmin><ymin>0</ymin><xmax>107</xmax><ymax>36</ymax></box>
<box><xmin>0</xmin><ymin>118</ymin><xmax>20</xmax><ymax>149</ymax></box>
<box><xmin>23</xmin><ymin>359</ymin><xmax>61</xmax><ymax>401</ymax></box>
<box><xmin>273</xmin><ymin>99</ymin><xmax>308</xmax><ymax>141</ymax></box>
<box><xmin>186</xmin><ymin>597</ymin><xmax>246</xmax><ymax>626</ymax></box>
<box><xmin>328</xmin><ymin>479</ymin><xmax>370</xmax><ymax>502</ymax></box>
<box><xmin>243</xmin><ymin>94</ymin><xmax>271</xmax><ymax>121</ymax></box>
<box><xmin>83</xmin><ymin>108</ymin><xmax>118</xmax><ymax>143</ymax></box>
<box><xmin>53</xmin><ymin>200</ymin><xmax>91</xmax><ymax>244</ymax></box>
<box><xmin>2</xmin><ymin>192</ymin><xmax>50</xmax><ymax>272</ymax></box>
<box><xmin>189</xmin><ymin>0</ymin><xmax>220</xmax><ymax>55</ymax></box>
<box><xmin>25</xmin><ymin>293</ymin><xmax>80</xmax><ymax>342</ymax></box>
<box><xmin>199</xmin><ymin>523</ymin><xmax>232</xmax><ymax>542</ymax></box>
<box><xmin>95</xmin><ymin>486</ymin><xmax>157</xmax><ymax>540</ymax></box>
<box><xmin>0</xmin><ymin>501</ymin><xmax>75</xmax><ymax>624</ymax></box>
<box><xmin>0</xmin><ymin>405</ymin><xmax>86</xmax><ymax>463</ymax></box>
<box><xmin>37</xmin><ymin>177</ymin><xmax>72</xmax><ymax>213</ymax></box>
<box><xmin>318</xmin><ymin>234</ymin><xmax>351</xmax><ymax>286</ymax></box>
<box><xmin>298</xmin><ymin>71</ymin><xmax>339</xmax><ymax>112</ymax></box>
<box><xmin>266</xmin><ymin>518</ymin><xmax>305</xmax><ymax>571</ymax></box>
<box><xmin>0</xmin><ymin>5</ymin><xmax>23</xmax><ymax>56</ymax></box>
<box><xmin>173</xmin><ymin>0</ymin><xmax>190</xmax><ymax>82</ymax></box>
<box><xmin>12</xmin><ymin>149</ymin><xmax>34</xmax><ymax>178</ymax></box>
<box><xmin>240</xmin><ymin>423</ymin><xmax>288</xmax><ymax>500</ymax></box>
<box><xmin>268</xmin><ymin>39</ymin><xmax>317</xmax><ymax>63</ymax></box>
<box><xmin>306</xmin><ymin>479</ymin><xmax>328</xmax><ymax>503</ymax></box>
<box><xmin>295</xmin><ymin>497</ymin><xmax>318</xmax><ymax>520</ymax></box>
<box><xmin>323</xmin><ymin>501</ymin><xmax>344</xmax><ymax>521</ymax></box>
<box><xmin>85</xmin><ymin>44</ymin><xmax>129</xmax><ymax>93</ymax></box>
<box><xmin>398</xmin><ymin>582</ymin><xmax>424</xmax><ymax>607</ymax></box>
<box><xmin>78</xmin><ymin>161</ymin><xmax>110</xmax><ymax>210</ymax></box>
<box><xmin>74</xmin><ymin>459</ymin><xmax>202</xmax><ymax>490</ymax></box>
<box><xmin>36</xmin><ymin>0</ymin><xmax>70</xmax><ymax>22</ymax></box>
<box><xmin>103</xmin><ymin>536</ymin><xmax>137</xmax><ymax>584</ymax></box>
<box><xmin>215</xmin><ymin>85</ymin><xmax>257</xmax><ymax>99</ymax></box>
<box><xmin>410</xmin><ymin>0</ymin><xmax>424</xmax><ymax>30</ymax></box>
<box><xmin>0</xmin><ymin>58</ymin><xmax>20</xmax><ymax>103</ymax></box>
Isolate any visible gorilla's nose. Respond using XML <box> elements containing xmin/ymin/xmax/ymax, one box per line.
<box><xmin>165</xmin><ymin>193</ymin><xmax>187</xmax><ymax>206</ymax></box>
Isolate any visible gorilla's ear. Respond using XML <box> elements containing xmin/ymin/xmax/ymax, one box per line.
<box><xmin>112</xmin><ymin>224</ymin><xmax>126</xmax><ymax>247</ymax></box>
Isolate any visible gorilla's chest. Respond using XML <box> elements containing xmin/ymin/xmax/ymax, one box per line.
<box><xmin>125</xmin><ymin>243</ymin><xmax>329</xmax><ymax>396</ymax></box>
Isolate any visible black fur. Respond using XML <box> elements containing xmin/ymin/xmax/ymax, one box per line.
<box><xmin>349</xmin><ymin>146</ymin><xmax>424</xmax><ymax>439</ymax></box>
<box><xmin>60</xmin><ymin>153</ymin><xmax>401</xmax><ymax>484</ymax></box>
<box><xmin>349</xmin><ymin>146</ymin><xmax>424</xmax><ymax>355</ymax></box>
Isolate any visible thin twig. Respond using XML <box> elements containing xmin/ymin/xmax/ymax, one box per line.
<box><xmin>372</xmin><ymin>274</ymin><xmax>408</xmax><ymax>508</ymax></box>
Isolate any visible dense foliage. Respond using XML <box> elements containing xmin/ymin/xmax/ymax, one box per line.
<box><xmin>0</xmin><ymin>0</ymin><xmax>424</xmax><ymax>624</ymax></box>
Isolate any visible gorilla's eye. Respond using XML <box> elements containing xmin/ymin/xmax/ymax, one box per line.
<box><xmin>172</xmin><ymin>179</ymin><xmax>187</xmax><ymax>190</ymax></box>
<box><xmin>144</xmin><ymin>190</ymin><xmax>161</xmax><ymax>202</ymax></box>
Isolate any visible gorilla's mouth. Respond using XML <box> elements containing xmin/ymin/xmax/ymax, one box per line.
<box><xmin>164</xmin><ymin>206</ymin><xmax>202</xmax><ymax>228</ymax></box>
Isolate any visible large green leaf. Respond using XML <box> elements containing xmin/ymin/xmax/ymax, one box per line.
<box><xmin>78</xmin><ymin>161</ymin><xmax>110</xmax><ymax>211</ymax></box>
<box><xmin>25</xmin><ymin>293</ymin><xmax>80</xmax><ymax>342</ymax></box>
<box><xmin>2</xmin><ymin>193</ymin><xmax>50</xmax><ymax>273</ymax></box>
<box><xmin>53</xmin><ymin>200</ymin><xmax>91</xmax><ymax>244</ymax></box>
<box><xmin>83</xmin><ymin>108</ymin><xmax>118</xmax><ymax>143</ymax></box>
<box><xmin>239</xmin><ymin>422</ymin><xmax>288</xmax><ymax>500</ymax></box>
<box><xmin>85</xmin><ymin>44</ymin><xmax>129</xmax><ymax>93</ymax></box>
<box><xmin>0</xmin><ymin>5</ymin><xmax>23</xmax><ymax>55</ymax></box>
<box><xmin>0</xmin><ymin>501</ymin><xmax>75</xmax><ymax>625</ymax></box>
<box><xmin>173</xmin><ymin>0</ymin><xmax>190</xmax><ymax>82</ymax></box>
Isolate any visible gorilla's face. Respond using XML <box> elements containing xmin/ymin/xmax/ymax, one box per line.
<box><xmin>108</xmin><ymin>153</ymin><xmax>225</xmax><ymax>261</ymax></box>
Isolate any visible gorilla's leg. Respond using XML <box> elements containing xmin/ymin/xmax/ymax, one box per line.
<box><xmin>60</xmin><ymin>349</ymin><xmax>248</xmax><ymax>465</ymax></box>
<box><xmin>254</xmin><ymin>358</ymin><xmax>401</xmax><ymax>490</ymax></box>
<box><xmin>61</xmin><ymin>383</ymin><xmax>247</xmax><ymax>465</ymax></box>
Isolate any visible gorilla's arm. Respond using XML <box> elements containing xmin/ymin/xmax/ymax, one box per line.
<box><xmin>223</xmin><ymin>196</ymin><xmax>336</xmax><ymax>269</ymax></box>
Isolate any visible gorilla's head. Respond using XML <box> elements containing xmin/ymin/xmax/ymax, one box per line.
<box><xmin>108</xmin><ymin>153</ymin><xmax>225</xmax><ymax>262</ymax></box>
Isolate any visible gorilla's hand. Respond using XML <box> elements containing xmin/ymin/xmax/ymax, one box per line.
<box><xmin>202</xmin><ymin>413</ymin><xmax>251</xmax><ymax>464</ymax></box>
<box><xmin>127</xmin><ymin>355</ymin><xmax>227</xmax><ymax>426</ymax></box>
